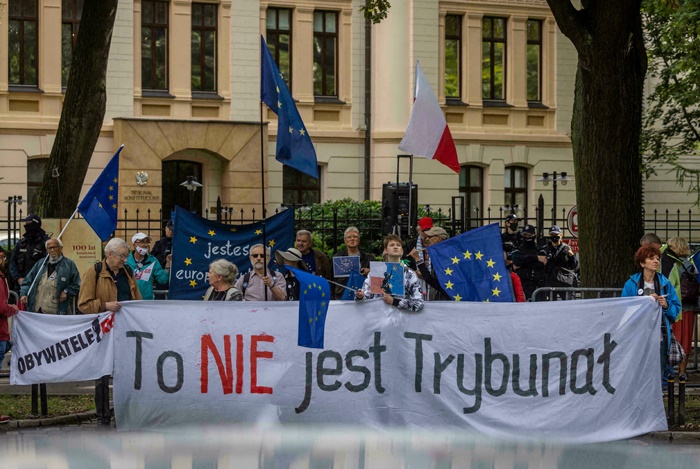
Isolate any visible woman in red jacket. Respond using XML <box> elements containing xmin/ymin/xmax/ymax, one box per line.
<box><xmin>0</xmin><ymin>247</ymin><xmax>19</xmax><ymax>423</ymax></box>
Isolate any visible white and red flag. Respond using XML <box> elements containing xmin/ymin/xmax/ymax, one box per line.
<box><xmin>399</xmin><ymin>61</ymin><xmax>459</xmax><ymax>173</ymax></box>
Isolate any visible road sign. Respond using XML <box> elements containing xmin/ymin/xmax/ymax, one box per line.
<box><xmin>567</xmin><ymin>206</ymin><xmax>578</xmax><ymax>238</ymax></box>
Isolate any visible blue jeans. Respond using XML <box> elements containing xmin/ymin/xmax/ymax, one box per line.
<box><xmin>0</xmin><ymin>340</ymin><xmax>11</xmax><ymax>368</ymax></box>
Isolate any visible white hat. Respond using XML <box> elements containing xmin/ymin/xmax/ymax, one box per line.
<box><xmin>132</xmin><ymin>232</ymin><xmax>151</xmax><ymax>243</ymax></box>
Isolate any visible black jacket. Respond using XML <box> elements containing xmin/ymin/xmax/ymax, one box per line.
<box><xmin>544</xmin><ymin>242</ymin><xmax>579</xmax><ymax>286</ymax></box>
<box><xmin>151</xmin><ymin>236</ymin><xmax>172</xmax><ymax>269</ymax></box>
<box><xmin>9</xmin><ymin>229</ymin><xmax>50</xmax><ymax>290</ymax></box>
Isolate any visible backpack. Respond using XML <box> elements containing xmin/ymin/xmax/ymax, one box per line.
<box><xmin>679</xmin><ymin>259</ymin><xmax>699</xmax><ymax>304</ymax></box>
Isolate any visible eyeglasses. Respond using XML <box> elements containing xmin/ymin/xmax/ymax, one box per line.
<box><xmin>47</xmin><ymin>245</ymin><xmax>61</xmax><ymax>250</ymax></box>
<box><xmin>111</xmin><ymin>252</ymin><xmax>128</xmax><ymax>260</ymax></box>
<box><xmin>251</xmin><ymin>253</ymin><xmax>266</xmax><ymax>258</ymax></box>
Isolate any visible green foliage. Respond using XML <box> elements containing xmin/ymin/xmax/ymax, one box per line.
<box><xmin>360</xmin><ymin>0</ymin><xmax>391</xmax><ymax>24</ymax></box>
<box><xmin>641</xmin><ymin>0</ymin><xmax>700</xmax><ymax>204</ymax></box>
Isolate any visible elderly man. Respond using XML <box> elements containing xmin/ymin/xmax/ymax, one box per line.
<box><xmin>78</xmin><ymin>238</ymin><xmax>142</xmax><ymax>427</ymax></box>
<box><xmin>295</xmin><ymin>230</ymin><xmax>332</xmax><ymax>280</ymax></box>
<box><xmin>126</xmin><ymin>232</ymin><xmax>170</xmax><ymax>300</ymax></box>
<box><xmin>9</xmin><ymin>214</ymin><xmax>50</xmax><ymax>292</ymax></box>
<box><xmin>332</xmin><ymin>226</ymin><xmax>375</xmax><ymax>298</ymax></box>
<box><xmin>20</xmin><ymin>239</ymin><xmax>81</xmax><ymax>314</ymax></box>
<box><xmin>409</xmin><ymin>226</ymin><xmax>450</xmax><ymax>301</ymax></box>
<box><xmin>235</xmin><ymin>244</ymin><xmax>286</xmax><ymax>301</ymax></box>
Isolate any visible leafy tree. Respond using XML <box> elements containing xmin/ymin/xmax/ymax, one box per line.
<box><xmin>37</xmin><ymin>1</ymin><xmax>119</xmax><ymax>218</ymax></box>
<box><xmin>546</xmin><ymin>1</ymin><xmax>647</xmax><ymax>289</ymax></box>
<box><xmin>360</xmin><ymin>0</ymin><xmax>391</xmax><ymax>24</ymax></box>
<box><xmin>641</xmin><ymin>0</ymin><xmax>700</xmax><ymax>204</ymax></box>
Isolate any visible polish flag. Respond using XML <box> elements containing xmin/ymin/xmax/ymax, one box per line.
<box><xmin>399</xmin><ymin>61</ymin><xmax>459</xmax><ymax>173</ymax></box>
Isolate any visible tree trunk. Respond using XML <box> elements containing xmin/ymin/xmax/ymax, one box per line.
<box><xmin>547</xmin><ymin>1</ymin><xmax>647</xmax><ymax>289</ymax></box>
<box><xmin>37</xmin><ymin>0</ymin><xmax>119</xmax><ymax>218</ymax></box>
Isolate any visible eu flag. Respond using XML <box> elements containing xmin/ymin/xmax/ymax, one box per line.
<box><xmin>77</xmin><ymin>145</ymin><xmax>123</xmax><ymax>241</ymax></box>
<box><xmin>428</xmin><ymin>223</ymin><xmax>514</xmax><ymax>302</ymax></box>
<box><xmin>288</xmin><ymin>266</ymin><xmax>331</xmax><ymax>349</ymax></box>
<box><xmin>261</xmin><ymin>36</ymin><xmax>318</xmax><ymax>179</ymax></box>
<box><xmin>340</xmin><ymin>270</ymin><xmax>366</xmax><ymax>301</ymax></box>
<box><xmin>169</xmin><ymin>206</ymin><xmax>294</xmax><ymax>300</ymax></box>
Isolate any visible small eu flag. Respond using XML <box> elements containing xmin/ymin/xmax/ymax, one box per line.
<box><xmin>340</xmin><ymin>270</ymin><xmax>366</xmax><ymax>301</ymax></box>
<box><xmin>77</xmin><ymin>145</ymin><xmax>123</xmax><ymax>241</ymax></box>
<box><xmin>288</xmin><ymin>266</ymin><xmax>331</xmax><ymax>349</ymax></box>
<box><xmin>261</xmin><ymin>35</ymin><xmax>318</xmax><ymax>179</ymax></box>
<box><xmin>428</xmin><ymin>223</ymin><xmax>514</xmax><ymax>302</ymax></box>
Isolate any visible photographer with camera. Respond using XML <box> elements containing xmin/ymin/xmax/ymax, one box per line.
<box><xmin>9</xmin><ymin>214</ymin><xmax>50</xmax><ymax>293</ymax></box>
<box><xmin>543</xmin><ymin>226</ymin><xmax>578</xmax><ymax>300</ymax></box>
<box><xmin>511</xmin><ymin>224</ymin><xmax>547</xmax><ymax>301</ymax></box>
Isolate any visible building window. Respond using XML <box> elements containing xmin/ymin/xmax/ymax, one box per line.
<box><xmin>459</xmin><ymin>166</ymin><xmax>483</xmax><ymax>227</ymax></box>
<box><xmin>445</xmin><ymin>14</ymin><xmax>461</xmax><ymax>99</ymax></box>
<box><xmin>482</xmin><ymin>17</ymin><xmax>506</xmax><ymax>101</ymax></box>
<box><xmin>266</xmin><ymin>8</ymin><xmax>292</xmax><ymax>91</ymax></box>
<box><xmin>27</xmin><ymin>158</ymin><xmax>48</xmax><ymax>213</ymax></box>
<box><xmin>141</xmin><ymin>0</ymin><xmax>169</xmax><ymax>91</ymax></box>
<box><xmin>313</xmin><ymin>10</ymin><xmax>338</xmax><ymax>97</ymax></box>
<box><xmin>8</xmin><ymin>0</ymin><xmax>38</xmax><ymax>86</ymax></box>
<box><xmin>62</xmin><ymin>0</ymin><xmax>84</xmax><ymax>87</ymax></box>
<box><xmin>283</xmin><ymin>166</ymin><xmax>321</xmax><ymax>206</ymax></box>
<box><xmin>191</xmin><ymin>3</ymin><xmax>217</xmax><ymax>92</ymax></box>
<box><xmin>526</xmin><ymin>19</ymin><xmax>542</xmax><ymax>102</ymax></box>
<box><xmin>504</xmin><ymin>166</ymin><xmax>528</xmax><ymax>215</ymax></box>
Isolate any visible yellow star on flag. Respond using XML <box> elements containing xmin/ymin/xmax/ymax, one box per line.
<box><xmin>278</xmin><ymin>101</ymin><xmax>282</xmax><ymax>108</ymax></box>
<box><xmin>299</xmin><ymin>129</ymin><xmax>306</xmax><ymax>136</ymax></box>
<box><xmin>453</xmin><ymin>294</ymin><xmax>462</xmax><ymax>302</ymax></box>
<box><xmin>475</xmin><ymin>251</ymin><xmax>484</xmax><ymax>260</ymax></box>
<box><xmin>230</xmin><ymin>227</ymin><xmax>237</xmax><ymax>232</ymax></box>
<box><xmin>268</xmin><ymin>239</ymin><xmax>275</xmax><ymax>247</ymax></box>
<box><xmin>445</xmin><ymin>281</ymin><xmax>454</xmax><ymax>290</ymax></box>
<box><xmin>288</xmin><ymin>126</ymin><xmax>293</xmax><ymax>134</ymax></box>
<box><xmin>98</xmin><ymin>203</ymin><xmax>102</xmax><ymax>208</ymax></box>
<box><xmin>463</xmin><ymin>250</ymin><xmax>472</xmax><ymax>259</ymax></box>
<box><xmin>492</xmin><ymin>272</ymin><xmax>502</xmax><ymax>282</ymax></box>
<box><xmin>184</xmin><ymin>257</ymin><xmax>192</xmax><ymax>266</ymax></box>
<box><xmin>112</xmin><ymin>204</ymin><xmax>117</xmax><ymax>209</ymax></box>
<box><xmin>483</xmin><ymin>299</ymin><xmax>490</xmax><ymax>303</ymax></box>
<box><xmin>255</xmin><ymin>229</ymin><xmax>263</xmax><ymax>235</ymax></box>
<box><xmin>189</xmin><ymin>236</ymin><xmax>197</xmax><ymax>244</ymax></box>
<box><xmin>113</xmin><ymin>178</ymin><xmax>118</xmax><ymax>183</ymax></box>
<box><xmin>492</xmin><ymin>287</ymin><xmax>501</xmax><ymax>297</ymax></box>
<box><xmin>276</xmin><ymin>86</ymin><xmax>280</xmax><ymax>93</ymax></box>
<box><xmin>444</xmin><ymin>267</ymin><xmax>453</xmax><ymax>275</ymax></box>
<box><xmin>109</xmin><ymin>186</ymin><xmax>113</xmax><ymax>191</ymax></box>
<box><xmin>208</xmin><ymin>230</ymin><xmax>216</xmax><ymax>236</ymax></box>
<box><xmin>451</xmin><ymin>256</ymin><xmax>460</xmax><ymax>264</ymax></box>
<box><xmin>486</xmin><ymin>259</ymin><xmax>495</xmax><ymax>268</ymax></box>
<box><xmin>189</xmin><ymin>280</ymin><xmax>197</xmax><ymax>287</ymax></box>
<box><xmin>108</xmin><ymin>195</ymin><xmax>113</xmax><ymax>200</ymax></box>
<box><xmin>304</xmin><ymin>289</ymin><xmax>308</xmax><ymax>295</ymax></box>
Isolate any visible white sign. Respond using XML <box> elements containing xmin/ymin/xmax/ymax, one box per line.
<box><xmin>108</xmin><ymin>297</ymin><xmax>665</xmax><ymax>442</ymax></box>
<box><xmin>11</xmin><ymin>311</ymin><xmax>115</xmax><ymax>385</ymax></box>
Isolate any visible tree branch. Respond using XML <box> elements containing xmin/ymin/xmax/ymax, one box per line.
<box><xmin>546</xmin><ymin>0</ymin><xmax>589</xmax><ymax>53</ymax></box>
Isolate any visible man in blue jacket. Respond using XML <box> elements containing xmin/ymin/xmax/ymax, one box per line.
<box><xmin>126</xmin><ymin>233</ymin><xmax>170</xmax><ymax>300</ymax></box>
<box><xmin>20</xmin><ymin>238</ymin><xmax>81</xmax><ymax>314</ymax></box>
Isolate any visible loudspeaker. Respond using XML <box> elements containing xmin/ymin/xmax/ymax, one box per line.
<box><xmin>381</xmin><ymin>183</ymin><xmax>418</xmax><ymax>237</ymax></box>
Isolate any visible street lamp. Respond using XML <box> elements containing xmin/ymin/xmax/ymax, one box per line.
<box><xmin>180</xmin><ymin>176</ymin><xmax>202</xmax><ymax>212</ymax></box>
<box><xmin>537</xmin><ymin>171</ymin><xmax>571</xmax><ymax>225</ymax></box>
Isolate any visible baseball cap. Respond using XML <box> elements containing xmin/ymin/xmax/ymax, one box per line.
<box><xmin>21</xmin><ymin>214</ymin><xmax>42</xmax><ymax>226</ymax></box>
<box><xmin>418</xmin><ymin>217</ymin><xmax>434</xmax><ymax>231</ymax></box>
<box><xmin>424</xmin><ymin>226</ymin><xmax>448</xmax><ymax>239</ymax></box>
<box><xmin>522</xmin><ymin>225</ymin><xmax>536</xmax><ymax>236</ymax></box>
<box><xmin>274</xmin><ymin>248</ymin><xmax>308</xmax><ymax>270</ymax></box>
<box><xmin>549</xmin><ymin>225</ymin><xmax>562</xmax><ymax>235</ymax></box>
<box><xmin>166</xmin><ymin>220</ymin><xmax>174</xmax><ymax>229</ymax></box>
<box><xmin>505</xmin><ymin>214</ymin><xmax>521</xmax><ymax>222</ymax></box>
<box><xmin>132</xmin><ymin>232</ymin><xmax>151</xmax><ymax>243</ymax></box>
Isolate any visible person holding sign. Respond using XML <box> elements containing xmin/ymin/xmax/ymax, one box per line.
<box><xmin>332</xmin><ymin>226</ymin><xmax>374</xmax><ymax>299</ymax></box>
<box><xmin>355</xmin><ymin>234</ymin><xmax>423</xmax><ymax>311</ymax></box>
<box><xmin>126</xmin><ymin>233</ymin><xmax>170</xmax><ymax>300</ymax></box>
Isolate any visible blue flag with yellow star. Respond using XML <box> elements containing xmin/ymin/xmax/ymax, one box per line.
<box><xmin>261</xmin><ymin>35</ymin><xmax>318</xmax><ymax>179</ymax></box>
<box><xmin>169</xmin><ymin>206</ymin><xmax>294</xmax><ymax>300</ymax></box>
<box><xmin>77</xmin><ymin>145</ymin><xmax>123</xmax><ymax>241</ymax></box>
<box><xmin>428</xmin><ymin>223</ymin><xmax>514</xmax><ymax>302</ymax></box>
<box><xmin>288</xmin><ymin>266</ymin><xmax>331</xmax><ymax>348</ymax></box>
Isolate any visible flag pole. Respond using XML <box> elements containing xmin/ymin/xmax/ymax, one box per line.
<box><xmin>260</xmin><ymin>98</ymin><xmax>269</xmax><ymax>301</ymax></box>
<box><xmin>408</xmin><ymin>154</ymin><xmax>414</xmax><ymax>238</ymax></box>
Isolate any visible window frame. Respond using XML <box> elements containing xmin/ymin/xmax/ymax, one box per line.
<box><xmin>444</xmin><ymin>14</ymin><xmax>462</xmax><ymax>100</ymax></box>
<box><xmin>266</xmin><ymin>7</ymin><xmax>293</xmax><ymax>92</ymax></box>
<box><xmin>481</xmin><ymin>16</ymin><xmax>507</xmax><ymax>102</ymax></box>
<box><xmin>459</xmin><ymin>165</ymin><xmax>483</xmax><ymax>228</ymax></box>
<box><xmin>312</xmin><ymin>10</ymin><xmax>339</xmax><ymax>98</ymax></box>
<box><xmin>526</xmin><ymin>19</ymin><xmax>543</xmax><ymax>103</ymax></box>
<box><xmin>141</xmin><ymin>0</ymin><xmax>170</xmax><ymax>92</ymax></box>
<box><xmin>27</xmin><ymin>158</ymin><xmax>48</xmax><ymax>214</ymax></box>
<box><xmin>504</xmin><ymin>166</ymin><xmax>528</xmax><ymax>216</ymax></box>
<box><xmin>283</xmin><ymin>166</ymin><xmax>321</xmax><ymax>206</ymax></box>
<box><xmin>191</xmin><ymin>2</ymin><xmax>218</xmax><ymax>93</ymax></box>
<box><xmin>8</xmin><ymin>0</ymin><xmax>39</xmax><ymax>87</ymax></box>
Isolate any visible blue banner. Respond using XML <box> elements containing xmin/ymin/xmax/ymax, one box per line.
<box><xmin>428</xmin><ymin>223</ymin><xmax>514</xmax><ymax>302</ymax></box>
<box><xmin>169</xmin><ymin>207</ymin><xmax>294</xmax><ymax>300</ymax></box>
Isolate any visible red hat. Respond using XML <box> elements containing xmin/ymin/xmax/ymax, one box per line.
<box><xmin>418</xmin><ymin>217</ymin><xmax>434</xmax><ymax>231</ymax></box>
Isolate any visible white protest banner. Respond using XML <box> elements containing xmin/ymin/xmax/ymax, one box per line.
<box><xmin>10</xmin><ymin>311</ymin><xmax>114</xmax><ymax>385</ymax></box>
<box><xmin>112</xmin><ymin>297</ymin><xmax>666</xmax><ymax>442</ymax></box>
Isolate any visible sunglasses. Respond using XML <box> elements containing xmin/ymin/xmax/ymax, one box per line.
<box><xmin>251</xmin><ymin>253</ymin><xmax>266</xmax><ymax>258</ymax></box>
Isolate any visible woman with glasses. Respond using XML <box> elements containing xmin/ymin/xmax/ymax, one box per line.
<box><xmin>204</xmin><ymin>259</ymin><xmax>243</xmax><ymax>301</ymax></box>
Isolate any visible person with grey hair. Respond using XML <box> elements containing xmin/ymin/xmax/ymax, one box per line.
<box><xmin>295</xmin><ymin>229</ymin><xmax>332</xmax><ymax>280</ymax></box>
<box><xmin>235</xmin><ymin>244</ymin><xmax>286</xmax><ymax>301</ymax></box>
<box><xmin>332</xmin><ymin>226</ymin><xmax>374</xmax><ymax>298</ymax></box>
<box><xmin>20</xmin><ymin>238</ymin><xmax>81</xmax><ymax>314</ymax></box>
<box><xmin>204</xmin><ymin>259</ymin><xmax>243</xmax><ymax>301</ymax></box>
<box><xmin>78</xmin><ymin>237</ymin><xmax>142</xmax><ymax>427</ymax></box>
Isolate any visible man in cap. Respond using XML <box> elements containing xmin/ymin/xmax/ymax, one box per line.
<box><xmin>274</xmin><ymin>247</ymin><xmax>307</xmax><ymax>301</ymax></box>
<box><xmin>20</xmin><ymin>238</ymin><xmax>81</xmax><ymax>314</ymax></box>
<box><xmin>511</xmin><ymin>224</ymin><xmax>547</xmax><ymax>301</ymax></box>
<box><xmin>403</xmin><ymin>216</ymin><xmax>433</xmax><ymax>271</ymax></box>
<box><xmin>501</xmin><ymin>214</ymin><xmax>523</xmax><ymax>266</ymax></box>
<box><xmin>9</xmin><ymin>214</ymin><xmax>50</xmax><ymax>292</ymax></box>
<box><xmin>409</xmin><ymin>226</ymin><xmax>451</xmax><ymax>301</ymax></box>
<box><xmin>125</xmin><ymin>232</ymin><xmax>170</xmax><ymax>300</ymax></box>
<box><xmin>543</xmin><ymin>226</ymin><xmax>578</xmax><ymax>300</ymax></box>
